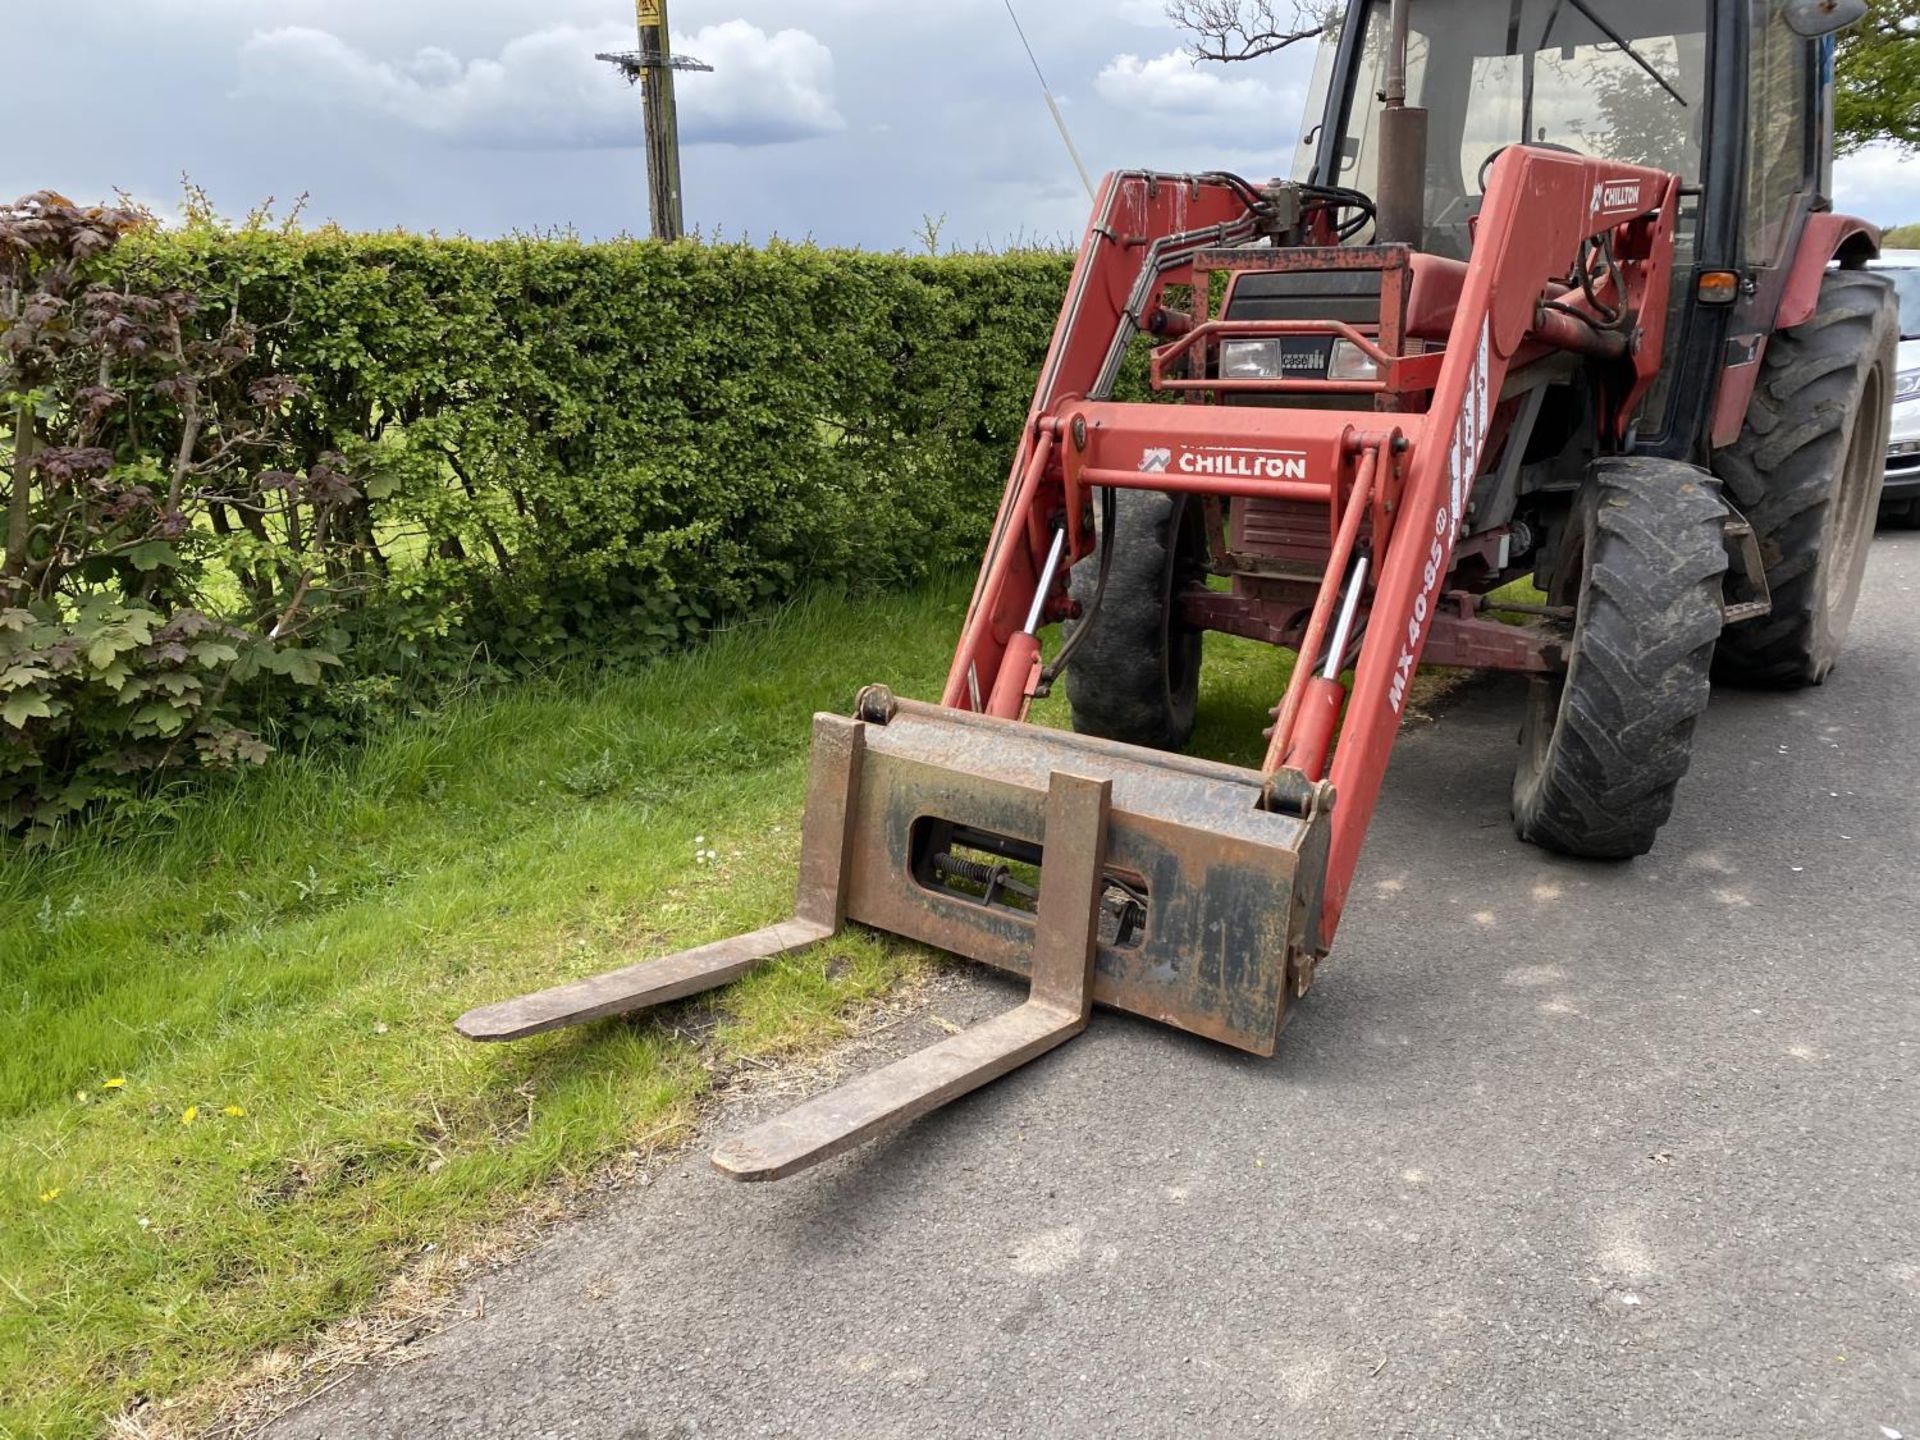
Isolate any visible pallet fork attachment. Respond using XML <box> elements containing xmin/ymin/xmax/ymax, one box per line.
<box><xmin>460</xmin><ymin>142</ymin><xmax>1702</xmax><ymax>1182</ymax></box>
<box><xmin>459</xmin><ymin>694</ymin><xmax>1330</xmax><ymax>1181</ymax></box>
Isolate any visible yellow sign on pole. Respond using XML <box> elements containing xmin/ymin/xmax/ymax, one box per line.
<box><xmin>636</xmin><ymin>0</ymin><xmax>661</xmax><ymax>27</ymax></box>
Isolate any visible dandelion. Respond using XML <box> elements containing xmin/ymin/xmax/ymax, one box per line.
<box><xmin>223</xmin><ymin>1105</ymin><xmax>246</xmax><ymax>1118</ymax></box>
<box><xmin>181</xmin><ymin>1106</ymin><xmax>199</xmax><ymax>1126</ymax></box>
<box><xmin>39</xmin><ymin>1187</ymin><xmax>62</xmax><ymax>1205</ymax></box>
<box><xmin>102</xmin><ymin>1077</ymin><xmax>126</xmax><ymax>1091</ymax></box>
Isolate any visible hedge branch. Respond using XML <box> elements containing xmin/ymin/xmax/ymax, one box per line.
<box><xmin>3</xmin><ymin>402</ymin><xmax>34</xmax><ymax>594</ymax></box>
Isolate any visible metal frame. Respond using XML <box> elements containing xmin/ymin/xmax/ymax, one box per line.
<box><xmin>460</xmin><ymin>154</ymin><xmax>1682</xmax><ymax>1178</ymax></box>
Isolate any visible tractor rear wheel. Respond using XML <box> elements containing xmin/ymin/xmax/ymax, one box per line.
<box><xmin>1512</xmin><ymin>457</ymin><xmax>1728</xmax><ymax>859</ymax></box>
<box><xmin>1712</xmin><ymin>269</ymin><xmax>1897</xmax><ymax>687</ymax></box>
<box><xmin>1064</xmin><ymin>490</ymin><xmax>1205</xmax><ymax>751</ymax></box>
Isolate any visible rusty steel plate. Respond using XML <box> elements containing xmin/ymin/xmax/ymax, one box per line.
<box><xmin>842</xmin><ymin>698</ymin><xmax>1326</xmax><ymax>1056</ymax></box>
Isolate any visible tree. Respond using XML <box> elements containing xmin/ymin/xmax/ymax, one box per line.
<box><xmin>1166</xmin><ymin>0</ymin><xmax>1326</xmax><ymax>63</ymax></box>
<box><xmin>1834</xmin><ymin>0</ymin><xmax>1920</xmax><ymax>155</ymax></box>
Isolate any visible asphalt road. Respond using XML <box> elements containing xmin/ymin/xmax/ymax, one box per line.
<box><xmin>268</xmin><ymin>532</ymin><xmax>1920</xmax><ymax>1440</ymax></box>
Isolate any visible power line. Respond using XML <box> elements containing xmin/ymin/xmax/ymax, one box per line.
<box><xmin>1001</xmin><ymin>0</ymin><xmax>1096</xmax><ymax>202</ymax></box>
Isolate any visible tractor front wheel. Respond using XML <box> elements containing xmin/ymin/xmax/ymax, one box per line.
<box><xmin>1064</xmin><ymin>490</ymin><xmax>1206</xmax><ymax>752</ymax></box>
<box><xmin>1512</xmin><ymin>458</ymin><xmax>1729</xmax><ymax>859</ymax></box>
<box><xmin>1712</xmin><ymin>269</ymin><xmax>1897</xmax><ymax>686</ymax></box>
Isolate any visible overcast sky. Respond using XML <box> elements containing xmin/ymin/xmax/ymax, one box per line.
<box><xmin>8</xmin><ymin>0</ymin><xmax>1916</xmax><ymax>249</ymax></box>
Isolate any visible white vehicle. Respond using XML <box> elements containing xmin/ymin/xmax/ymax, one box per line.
<box><xmin>1874</xmin><ymin>248</ymin><xmax>1920</xmax><ymax>527</ymax></box>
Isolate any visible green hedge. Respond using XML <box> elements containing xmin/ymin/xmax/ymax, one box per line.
<box><xmin>0</xmin><ymin>216</ymin><xmax>1071</xmax><ymax>832</ymax></box>
<box><xmin>130</xmin><ymin>228</ymin><xmax>1071</xmax><ymax>689</ymax></box>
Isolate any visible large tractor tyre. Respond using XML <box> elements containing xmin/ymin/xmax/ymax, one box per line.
<box><xmin>1512</xmin><ymin>458</ymin><xmax>1729</xmax><ymax>860</ymax></box>
<box><xmin>1712</xmin><ymin>269</ymin><xmax>1897</xmax><ymax>687</ymax></box>
<box><xmin>1064</xmin><ymin>490</ymin><xmax>1205</xmax><ymax>751</ymax></box>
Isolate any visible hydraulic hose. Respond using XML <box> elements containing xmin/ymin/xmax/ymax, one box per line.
<box><xmin>1040</xmin><ymin>482</ymin><xmax>1118</xmax><ymax>688</ymax></box>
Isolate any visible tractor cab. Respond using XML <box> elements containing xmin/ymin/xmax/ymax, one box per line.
<box><xmin>1287</xmin><ymin>0</ymin><xmax>1868</xmax><ymax>459</ymax></box>
<box><xmin>1299</xmin><ymin>0</ymin><xmax>1711</xmax><ymax>262</ymax></box>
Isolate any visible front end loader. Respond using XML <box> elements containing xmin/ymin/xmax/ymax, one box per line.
<box><xmin>460</xmin><ymin>0</ymin><xmax>1897</xmax><ymax>1180</ymax></box>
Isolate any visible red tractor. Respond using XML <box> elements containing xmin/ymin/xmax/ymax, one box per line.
<box><xmin>464</xmin><ymin>0</ymin><xmax>1896</xmax><ymax>1179</ymax></box>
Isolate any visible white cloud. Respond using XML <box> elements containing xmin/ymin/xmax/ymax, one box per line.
<box><xmin>235</xmin><ymin>19</ymin><xmax>843</xmax><ymax>150</ymax></box>
<box><xmin>1094</xmin><ymin>48</ymin><xmax>1292</xmax><ymax>122</ymax></box>
<box><xmin>678</xmin><ymin>21</ymin><xmax>846</xmax><ymax>146</ymax></box>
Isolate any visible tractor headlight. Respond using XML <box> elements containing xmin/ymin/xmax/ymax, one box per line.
<box><xmin>1326</xmin><ymin>339</ymin><xmax>1381</xmax><ymax>383</ymax></box>
<box><xmin>1895</xmin><ymin>367</ymin><xmax>1920</xmax><ymax>404</ymax></box>
<box><xmin>1219</xmin><ymin>338</ymin><xmax>1290</xmax><ymax>379</ymax></box>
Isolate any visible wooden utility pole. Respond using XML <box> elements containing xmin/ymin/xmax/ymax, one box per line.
<box><xmin>636</xmin><ymin>0</ymin><xmax>683</xmax><ymax>241</ymax></box>
<box><xmin>598</xmin><ymin>0</ymin><xmax>711</xmax><ymax>242</ymax></box>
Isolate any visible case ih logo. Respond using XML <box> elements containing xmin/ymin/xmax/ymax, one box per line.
<box><xmin>1591</xmin><ymin>180</ymin><xmax>1644</xmax><ymax>213</ymax></box>
<box><xmin>1143</xmin><ymin>445</ymin><xmax>1310</xmax><ymax>481</ymax></box>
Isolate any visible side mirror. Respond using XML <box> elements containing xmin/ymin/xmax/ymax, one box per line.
<box><xmin>1782</xmin><ymin>0</ymin><xmax>1867</xmax><ymax>37</ymax></box>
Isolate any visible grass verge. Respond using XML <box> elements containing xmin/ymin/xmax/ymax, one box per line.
<box><xmin>0</xmin><ymin>571</ymin><xmax>1453</xmax><ymax>1437</ymax></box>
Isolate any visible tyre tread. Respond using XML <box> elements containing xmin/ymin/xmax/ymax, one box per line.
<box><xmin>1713</xmin><ymin>270</ymin><xmax>1896</xmax><ymax>687</ymax></box>
<box><xmin>1064</xmin><ymin>491</ymin><xmax>1201</xmax><ymax>751</ymax></box>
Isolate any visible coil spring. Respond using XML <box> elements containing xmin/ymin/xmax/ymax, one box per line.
<box><xmin>933</xmin><ymin>853</ymin><xmax>1002</xmax><ymax>888</ymax></box>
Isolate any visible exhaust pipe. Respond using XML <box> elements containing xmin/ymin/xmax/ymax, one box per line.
<box><xmin>1375</xmin><ymin>0</ymin><xmax>1428</xmax><ymax>248</ymax></box>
